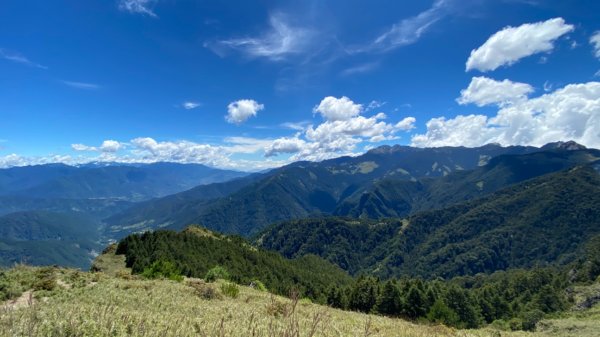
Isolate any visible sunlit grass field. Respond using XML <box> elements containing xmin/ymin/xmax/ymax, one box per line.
<box><xmin>1</xmin><ymin>261</ymin><xmax>598</xmax><ymax>337</ymax></box>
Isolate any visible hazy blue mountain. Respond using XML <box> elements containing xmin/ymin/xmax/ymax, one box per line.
<box><xmin>0</xmin><ymin>210</ymin><xmax>101</xmax><ymax>269</ymax></box>
<box><xmin>0</xmin><ymin>162</ymin><xmax>247</xmax><ymax>201</ymax></box>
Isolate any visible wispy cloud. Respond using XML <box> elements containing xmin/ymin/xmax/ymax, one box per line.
<box><xmin>206</xmin><ymin>13</ymin><xmax>315</xmax><ymax>61</ymax></box>
<box><xmin>60</xmin><ymin>80</ymin><xmax>101</xmax><ymax>90</ymax></box>
<box><xmin>182</xmin><ymin>101</ymin><xmax>201</xmax><ymax>110</ymax></box>
<box><xmin>281</xmin><ymin>121</ymin><xmax>311</xmax><ymax>131</ymax></box>
<box><xmin>118</xmin><ymin>0</ymin><xmax>158</xmax><ymax>18</ymax></box>
<box><xmin>340</xmin><ymin>62</ymin><xmax>380</xmax><ymax>76</ymax></box>
<box><xmin>353</xmin><ymin>0</ymin><xmax>450</xmax><ymax>54</ymax></box>
<box><xmin>0</xmin><ymin>48</ymin><xmax>47</xmax><ymax>69</ymax></box>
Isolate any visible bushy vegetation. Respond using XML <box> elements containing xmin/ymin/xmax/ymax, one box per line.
<box><xmin>116</xmin><ymin>226</ymin><xmax>351</xmax><ymax>303</ymax></box>
<box><xmin>141</xmin><ymin>260</ymin><xmax>184</xmax><ymax>282</ymax></box>
<box><xmin>204</xmin><ymin>266</ymin><xmax>230</xmax><ymax>282</ymax></box>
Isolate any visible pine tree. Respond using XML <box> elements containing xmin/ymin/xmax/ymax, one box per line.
<box><xmin>376</xmin><ymin>280</ymin><xmax>401</xmax><ymax>316</ymax></box>
<box><xmin>405</xmin><ymin>285</ymin><xmax>427</xmax><ymax>319</ymax></box>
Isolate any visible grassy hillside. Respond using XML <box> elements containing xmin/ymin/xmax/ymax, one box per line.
<box><xmin>259</xmin><ymin>164</ymin><xmax>600</xmax><ymax>279</ymax></box>
<box><xmin>1</xmin><ymin>264</ymin><xmax>599</xmax><ymax>337</ymax></box>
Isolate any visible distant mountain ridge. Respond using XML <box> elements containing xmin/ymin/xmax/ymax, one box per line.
<box><xmin>106</xmin><ymin>143</ymin><xmax>586</xmax><ymax>238</ymax></box>
<box><xmin>0</xmin><ymin>162</ymin><xmax>247</xmax><ymax>202</ymax></box>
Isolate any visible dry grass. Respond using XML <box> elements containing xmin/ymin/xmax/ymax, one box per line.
<box><xmin>0</xmin><ymin>266</ymin><xmax>598</xmax><ymax>337</ymax></box>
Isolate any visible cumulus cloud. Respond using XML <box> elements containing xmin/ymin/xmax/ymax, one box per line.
<box><xmin>591</xmin><ymin>31</ymin><xmax>600</xmax><ymax>59</ymax></box>
<box><xmin>457</xmin><ymin>76</ymin><xmax>534</xmax><ymax>107</ymax></box>
<box><xmin>100</xmin><ymin>140</ymin><xmax>122</xmax><ymax>152</ymax></box>
<box><xmin>72</xmin><ymin>140</ymin><xmax>123</xmax><ymax>153</ymax></box>
<box><xmin>466</xmin><ymin>18</ymin><xmax>574</xmax><ymax>72</ymax></box>
<box><xmin>412</xmin><ymin>81</ymin><xmax>600</xmax><ymax>149</ymax></box>
<box><xmin>0</xmin><ymin>48</ymin><xmax>47</xmax><ymax>69</ymax></box>
<box><xmin>182</xmin><ymin>101</ymin><xmax>200</xmax><ymax>110</ymax></box>
<box><xmin>265</xmin><ymin>136</ymin><xmax>307</xmax><ymax>157</ymax></box>
<box><xmin>268</xmin><ymin>97</ymin><xmax>416</xmax><ymax>160</ymax></box>
<box><xmin>313</xmin><ymin>96</ymin><xmax>363</xmax><ymax>121</ymax></box>
<box><xmin>226</xmin><ymin>99</ymin><xmax>264</xmax><ymax>124</ymax></box>
<box><xmin>395</xmin><ymin>117</ymin><xmax>417</xmax><ymax>130</ymax></box>
<box><xmin>118</xmin><ymin>0</ymin><xmax>157</xmax><ymax>17</ymax></box>
<box><xmin>207</xmin><ymin>13</ymin><xmax>314</xmax><ymax>61</ymax></box>
<box><xmin>129</xmin><ymin>137</ymin><xmax>287</xmax><ymax>170</ymax></box>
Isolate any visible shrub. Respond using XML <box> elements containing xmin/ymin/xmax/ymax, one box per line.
<box><xmin>220</xmin><ymin>282</ymin><xmax>240</xmax><ymax>298</ymax></box>
<box><xmin>187</xmin><ymin>280</ymin><xmax>222</xmax><ymax>300</ymax></box>
<box><xmin>509</xmin><ymin>318</ymin><xmax>523</xmax><ymax>331</ymax></box>
<box><xmin>520</xmin><ymin>309</ymin><xmax>545</xmax><ymax>331</ymax></box>
<box><xmin>427</xmin><ymin>299</ymin><xmax>460</xmax><ymax>326</ymax></box>
<box><xmin>141</xmin><ymin>260</ymin><xmax>183</xmax><ymax>282</ymax></box>
<box><xmin>0</xmin><ymin>273</ymin><xmax>21</xmax><ymax>301</ymax></box>
<box><xmin>250</xmin><ymin>279</ymin><xmax>267</xmax><ymax>291</ymax></box>
<box><xmin>204</xmin><ymin>266</ymin><xmax>229</xmax><ymax>282</ymax></box>
<box><xmin>266</xmin><ymin>296</ymin><xmax>289</xmax><ymax>317</ymax></box>
<box><xmin>33</xmin><ymin>267</ymin><xmax>57</xmax><ymax>291</ymax></box>
<box><xmin>490</xmin><ymin>319</ymin><xmax>510</xmax><ymax>331</ymax></box>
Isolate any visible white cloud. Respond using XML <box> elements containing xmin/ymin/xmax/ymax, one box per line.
<box><xmin>0</xmin><ymin>154</ymin><xmax>74</xmax><ymax>169</ymax></box>
<box><xmin>313</xmin><ymin>96</ymin><xmax>363</xmax><ymax>121</ymax></box>
<box><xmin>395</xmin><ymin>117</ymin><xmax>417</xmax><ymax>131</ymax></box>
<box><xmin>118</xmin><ymin>0</ymin><xmax>157</xmax><ymax>17</ymax></box>
<box><xmin>412</xmin><ymin>81</ymin><xmax>600</xmax><ymax>149</ymax></box>
<box><xmin>226</xmin><ymin>99</ymin><xmax>264</xmax><ymax>124</ymax></box>
<box><xmin>457</xmin><ymin>76</ymin><xmax>534</xmax><ymax>107</ymax></box>
<box><xmin>590</xmin><ymin>31</ymin><xmax>600</xmax><ymax>59</ymax></box>
<box><xmin>61</xmin><ymin>80</ymin><xmax>100</xmax><ymax>90</ymax></box>
<box><xmin>265</xmin><ymin>137</ymin><xmax>307</xmax><ymax>157</ymax></box>
<box><xmin>466</xmin><ymin>17</ymin><xmax>574</xmax><ymax>72</ymax></box>
<box><xmin>267</xmin><ymin>97</ymin><xmax>416</xmax><ymax>161</ymax></box>
<box><xmin>182</xmin><ymin>101</ymin><xmax>200</xmax><ymax>110</ymax></box>
<box><xmin>72</xmin><ymin>140</ymin><xmax>122</xmax><ymax>153</ymax></box>
<box><xmin>208</xmin><ymin>13</ymin><xmax>313</xmax><ymax>61</ymax></box>
<box><xmin>100</xmin><ymin>140</ymin><xmax>122</xmax><ymax>153</ymax></box>
<box><xmin>129</xmin><ymin>137</ymin><xmax>287</xmax><ymax>170</ymax></box>
<box><xmin>0</xmin><ymin>48</ymin><xmax>47</xmax><ymax>69</ymax></box>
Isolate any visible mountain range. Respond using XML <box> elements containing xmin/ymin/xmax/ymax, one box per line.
<box><xmin>0</xmin><ymin>162</ymin><xmax>246</xmax><ymax>268</ymax></box>
<box><xmin>106</xmin><ymin>141</ymin><xmax>598</xmax><ymax>238</ymax></box>
<box><xmin>1</xmin><ymin>141</ymin><xmax>598</xmax><ymax>271</ymax></box>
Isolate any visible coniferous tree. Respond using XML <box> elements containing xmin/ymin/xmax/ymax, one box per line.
<box><xmin>376</xmin><ymin>279</ymin><xmax>401</xmax><ymax>316</ymax></box>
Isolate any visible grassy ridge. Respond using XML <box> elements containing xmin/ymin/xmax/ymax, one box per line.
<box><xmin>1</xmin><ymin>265</ymin><xmax>599</xmax><ymax>337</ymax></box>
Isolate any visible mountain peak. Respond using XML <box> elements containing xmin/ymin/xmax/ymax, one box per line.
<box><xmin>542</xmin><ymin>141</ymin><xmax>587</xmax><ymax>151</ymax></box>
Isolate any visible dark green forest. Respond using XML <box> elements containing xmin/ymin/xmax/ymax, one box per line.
<box><xmin>115</xmin><ymin>226</ymin><xmax>351</xmax><ymax>301</ymax></box>
<box><xmin>258</xmin><ymin>165</ymin><xmax>600</xmax><ymax>279</ymax></box>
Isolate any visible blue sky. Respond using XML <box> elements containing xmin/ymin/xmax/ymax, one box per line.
<box><xmin>1</xmin><ymin>0</ymin><xmax>599</xmax><ymax>171</ymax></box>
